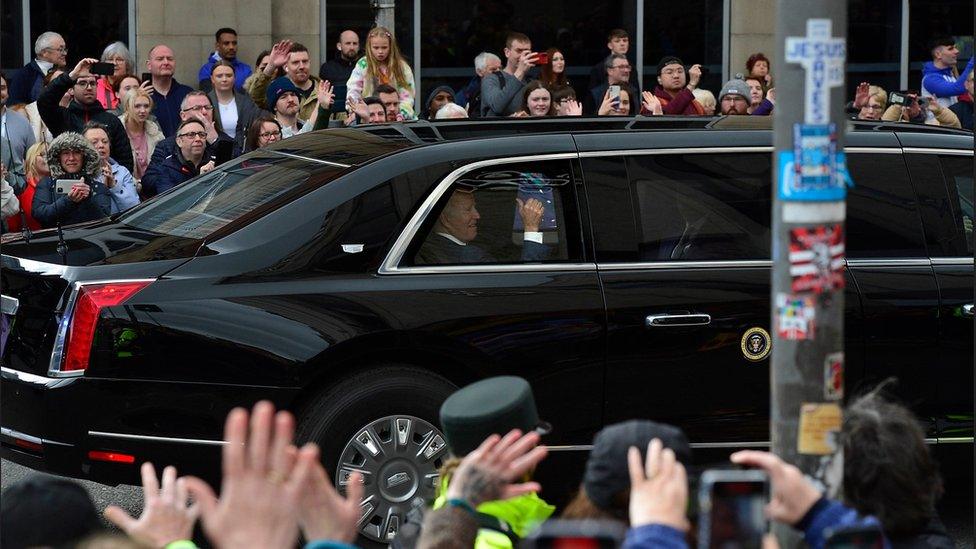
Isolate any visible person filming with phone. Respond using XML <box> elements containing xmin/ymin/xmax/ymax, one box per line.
<box><xmin>882</xmin><ymin>90</ymin><xmax>960</xmax><ymax>127</ymax></box>
<box><xmin>32</xmin><ymin>131</ymin><xmax>114</xmax><ymax>228</ymax></box>
<box><xmin>36</xmin><ymin>57</ymin><xmax>135</xmax><ymax>174</ymax></box>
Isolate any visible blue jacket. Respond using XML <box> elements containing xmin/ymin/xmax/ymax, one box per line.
<box><xmin>198</xmin><ymin>52</ymin><xmax>253</xmax><ymax>92</ymax></box>
<box><xmin>32</xmin><ymin>175</ymin><xmax>114</xmax><ymax>228</ymax></box>
<box><xmin>623</xmin><ymin>524</ymin><xmax>688</xmax><ymax>549</ymax></box>
<box><xmin>921</xmin><ymin>58</ymin><xmax>974</xmax><ymax>99</ymax></box>
<box><xmin>151</xmin><ymin>79</ymin><xmax>194</xmax><ymax>138</ymax></box>
<box><xmin>7</xmin><ymin>60</ymin><xmax>46</xmax><ymax>105</ymax></box>
<box><xmin>150</xmin><ymin>149</ymin><xmax>204</xmax><ymax>196</ymax></box>
<box><xmin>105</xmin><ymin>158</ymin><xmax>140</xmax><ymax>213</ymax></box>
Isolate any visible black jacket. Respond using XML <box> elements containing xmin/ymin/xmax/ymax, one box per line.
<box><xmin>7</xmin><ymin>60</ymin><xmax>46</xmax><ymax>105</ymax></box>
<box><xmin>37</xmin><ymin>73</ymin><xmax>135</xmax><ymax>173</ymax></box>
<box><xmin>319</xmin><ymin>53</ymin><xmax>358</xmax><ymax>114</ymax></box>
<box><xmin>207</xmin><ymin>90</ymin><xmax>268</xmax><ymax>157</ymax></box>
<box><xmin>141</xmin><ymin>132</ymin><xmax>233</xmax><ymax>197</ymax></box>
<box><xmin>151</xmin><ymin>148</ymin><xmax>206</xmax><ymax>196</ymax></box>
<box><xmin>949</xmin><ymin>99</ymin><xmax>974</xmax><ymax>131</ymax></box>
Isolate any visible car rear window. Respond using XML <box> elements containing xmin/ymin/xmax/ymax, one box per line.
<box><xmin>118</xmin><ymin>154</ymin><xmax>340</xmax><ymax>239</ymax></box>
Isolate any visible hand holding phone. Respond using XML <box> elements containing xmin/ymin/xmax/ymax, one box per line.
<box><xmin>536</xmin><ymin>52</ymin><xmax>549</xmax><ymax>65</ymax></box>
<box><xmin>55</xmin><ymin>178</ymin><xmax>83</xmax><ymax>195</ymax></box>
<box><xmin>608</xmin><ymin>85</ymin><xmax>622</xmax><ymax>108</ymax></box>
<box><xmin>698</xmin><ymin>469</ymin><xmax>769</xmax><ymax>549</ymax></box>
<box><xmin>90</xmin><ymin>62</ymin><xmax>115</xmax><ymax>76</ymax></box>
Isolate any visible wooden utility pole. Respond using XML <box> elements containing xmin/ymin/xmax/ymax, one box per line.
<box><xmin>771</xmin><ymin>0</ymin><xmax>849</xmax><ymax>518</ymax></box>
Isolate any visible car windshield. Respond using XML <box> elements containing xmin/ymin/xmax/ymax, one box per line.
<box><xmin>118</xmin><ymin>154</ymin><xmax>340</xmax><ymax>239</ymax></box>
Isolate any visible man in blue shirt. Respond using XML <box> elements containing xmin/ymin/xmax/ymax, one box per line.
<box><xmin>146</xmin><ymin>44</ymin><xmax>193</xmax><ymax>138</ymax></box>
<box><xmin>198</xmin><ymin>28</ymin><xmax>252</xmax><ymax>92</ymax></box>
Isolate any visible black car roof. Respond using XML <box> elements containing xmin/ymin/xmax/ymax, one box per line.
<box><xmin>269</xmin><ymin>116</ymin><xmax>972</xmax><ymax>166</ymax></box>
<box><xmin>353</xmin><ymin>115</ymin><xmax>973</xmax><ymax>144</ymax></box>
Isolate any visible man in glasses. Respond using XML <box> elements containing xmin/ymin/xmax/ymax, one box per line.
<box><xmin>142</xmin><ymin>91</ymin><xmax>233</xmax><ymax>197</ymax></box>
<box><xmin>151</xmin><ymin>119</ymin><xmax>218</xmax><ymax>195</ymax></box>
<box><xmin>586</xmin><ymin>53</ymin><xmax>637</xmax><ymax>115</ymax></box>
<box><xmin>36</xmin><ymin>57</ymin><xmax>134</xmax><ymax>173</ymax></box>
<box><xmin>8</xmin><ymin>31</ymin><xmax>66</xmax><ymax>104</ymax></box>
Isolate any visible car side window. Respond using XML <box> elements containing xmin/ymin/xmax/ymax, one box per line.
<box><xmin>846</xmin><ymin>154</ymin><xmax>926</xmax><ymax>258</ymax></box>
<box><xmin>622</xmin><ymin>153</ymin><xmax>771</xmax><ymax>261</ymax></box>
<box><xmin>939</xmin><ymin>155</ymin><xmax>974</xmax><ymax>256</ymax></box>
<box><xmin>404</xmin><ymin>159</ymin><xmax>582</xmax><ymax>266</ymax></box>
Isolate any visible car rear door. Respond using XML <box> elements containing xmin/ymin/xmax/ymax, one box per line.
<box><xmin>901</xmin><ymin>134</ymin><xmax>974</xmax><ymax>440</ymax></box>
<box><xmin>844</xmin><ymin>134</ymin><xmax>941</xmax><ymax>431</ymax></box>
<box><xmin>577</xmin><ymin>130</ymin><xmax>866</xmax><ymax>446</ymax></box>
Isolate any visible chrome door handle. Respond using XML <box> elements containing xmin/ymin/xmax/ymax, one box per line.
<box><xmin>963</xmin><ymin>304</ymin><xmax>974</xmax><ymax>318</ymax></box>
<box><xmin>645</xmin><ymin>314</ymin><xmax>712</xmax><ymax>327</ymax></box>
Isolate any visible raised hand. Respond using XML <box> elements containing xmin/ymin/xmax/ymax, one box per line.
<box><xmin>182</xmin><ymin>401</ymin><xmax>320</xmax><ymax>549</ymax></box>
<box><xmin>317</xmin><ymin>80</ymin><xmax>335</xmax><ymax>110</ymax></box>
<box><xmin>445</xmin><ymin>429</ymin><xmax>548</xmax><ymax>508</ymax></box>
<box><xmin>104</xmin><ymin>462</ymin><xmax>199</xmax><ymax>548</ymax></box>
<box><xmin>598</xmin><ymin>89</ymin><xmax>616</xmax><ymax>116</ymax></box>
<box><xmin>67</xmin><ymin>180</ymin><xmax>90</xmax><ymax>203</ymax></box>
<box><xmin>627</xmin><ymin>438</ymin><xmax>689</xmax><ymax>530</ymax></box>
<box><xmin>642</xmin><ymin>91</ymin><xmax>663</xmax><ymax>115</ymax></box>
<box><xmin>297</xmin><ymin>448</ymin><xmax>364</xmax><ymax>543</ymax></box>
<box><xmin>688</xmin><ymin>64</ymin><xmax>702</xmax><ymax>89</ymax></box>
<box><xmin>516</xmin><ymin>198</ymin><xmax>545</xmax><ymax>233</ymax></box>
<box><xmin>69</xmin><ymin>58</ymin><xmax>100</xmax><ymax>80</ymax></box>
<box><xmin>853</xmin><ymin>82</ymin><xmax>870</xmax><ymax>108</ymax></box>
<box><xmin>730</xmin><ymin>450</ymin><xmax>821</xmax><ymax>526</ymax></box>
<box><xmin>267</xmin><ymin>41</ymin><xmax>294</xmax><ymax>74</ymax></box>
<box><xmin>563</xmin><ymin>99</ymin><xmax>582</xmax><ymax>116</ymax></box>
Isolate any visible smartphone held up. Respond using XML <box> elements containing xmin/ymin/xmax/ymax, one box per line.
<box><xmin>698</xmin><ymin>469</ymin><xmax>769</xmax><ymax>549</ymax></box>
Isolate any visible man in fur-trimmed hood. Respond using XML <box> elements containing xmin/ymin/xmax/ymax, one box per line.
<box><xmin>32</xmin><ymin>132</ymin><xmax>114</xmax><ymax>228</ymax></box>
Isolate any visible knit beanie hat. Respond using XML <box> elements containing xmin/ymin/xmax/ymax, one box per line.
<box><xmin>266</xmin><ymin>77</ymin><xmax>301</xmax><ymax>112</ymax></box>
<box><xmin>719</xmin><ymin>75</ymin><xmax>751</xmax><ymax>101</ymax></box>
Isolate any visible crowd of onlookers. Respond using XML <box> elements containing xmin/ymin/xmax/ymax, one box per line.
<box><xmin>1</xmin><ymin>27</ymin><xmax>972</xmax><ymax>233</ymax></box>
<box><xmin>0</xmin><ymin>375</ymin><xmax>959</xmax><ymax>549</ymax></box>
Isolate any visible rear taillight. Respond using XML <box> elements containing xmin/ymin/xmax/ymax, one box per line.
<box><xmin>54</xmin><ymin>281</ymin><xmax>152</xmax><ymax>374</ymax></box>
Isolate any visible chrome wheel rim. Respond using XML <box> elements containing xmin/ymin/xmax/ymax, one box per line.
<box><xmin>335</xmin><ymin>414</ymin><xmax>448</xmax><ymax>542</ymax></box>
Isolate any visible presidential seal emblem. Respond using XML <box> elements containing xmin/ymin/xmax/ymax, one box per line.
<box><xmin>741</xmin><ymin>327</ymin><xmax>771</xmax><ymax>362</ymax></box>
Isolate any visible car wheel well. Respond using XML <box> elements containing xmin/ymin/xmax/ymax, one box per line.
<box><xmin>287</xmin><ymin>348</ymin><xmax>480</xmax><ymax>416</ymax></box>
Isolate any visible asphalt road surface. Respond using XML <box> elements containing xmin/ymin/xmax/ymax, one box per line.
<box><xmin>2</xmin><ymin>452</ymin><xmax>973</xmax><ymax>547</ymax></box>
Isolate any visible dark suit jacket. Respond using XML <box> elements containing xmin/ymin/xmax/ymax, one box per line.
<box><xmin>8</xmin><ymin>60</ymin><xmax>46</xmax><ymax>105</ymax></box>
<box><xmin>415</xmin><ymin>233</ymin><xmax>550</xmax><ymax>265</ymax></box>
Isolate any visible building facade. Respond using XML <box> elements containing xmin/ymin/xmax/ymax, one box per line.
<box><xmin>1</xmin><ymin>0</ymin><xmax>972</xmax><ymax>105</ymax></box>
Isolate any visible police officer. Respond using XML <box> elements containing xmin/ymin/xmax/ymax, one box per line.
<box><xmin>434</xmin><ymin>376</ymin><xmax>555</xmax><ymax>548</ymax></box>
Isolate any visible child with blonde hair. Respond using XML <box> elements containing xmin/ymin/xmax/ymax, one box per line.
<box><xmin>346</xmin><ymin>27</ymin><xmax>416</xmax><ymax>120</ymax></box>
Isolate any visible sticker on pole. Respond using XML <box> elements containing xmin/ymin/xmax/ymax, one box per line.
<box><xmin>824</xmin><ymin>352</ymin><xmax>844</xmax><ymax>400</ymax></box>
<box><xmin>798</xmin><ymin>402</ymin><xmax>842</xmax><ymax>455</ymax></box>
<box><xmin>789</xmin><ymin>224</ymin><xmax>845</xmax><ymax>293</ymax></box>
<box><xmin>776</xmin><ymin>293</ymin><xmax>816</xmax><ymax>340</ymax></box>
<box><xmin>778</xmin><ymin>148</ymin><xmax>850</xmax><ymax>201</ymax></box>
<box><xmin>785</xmin><ymin>19</ymin><xmax>846</xmax><ymax>124</ymax></box>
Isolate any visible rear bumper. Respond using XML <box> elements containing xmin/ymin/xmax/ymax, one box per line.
<box><xmin>1</xmin><ymin>366</ymin><xmax>298</xmax><ymax>486</ymax></box>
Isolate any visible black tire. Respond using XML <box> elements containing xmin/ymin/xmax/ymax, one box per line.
<box><xmin>295</xmin><ymin>365</ymin><xmax>458</xmax><ymax>546</ymax></box>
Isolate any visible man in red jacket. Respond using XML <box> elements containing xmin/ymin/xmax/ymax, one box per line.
<box><xmin>651</xmin><ymin>56</ymin><xmax>705</xmax><ymax>115</ymax></box>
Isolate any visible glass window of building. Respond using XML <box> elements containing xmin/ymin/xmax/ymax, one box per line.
<box><xmin>643</xmin><ymin>0</ymin><xmax>723</xmax><ymax>94</ymax></box>
<box><xmin>419</xmin><ymin>0</ymin><xmax>637</xmax><ymax>106</ymax></box>
<box><xmin>30</xmin><ymin>0</ymin><xmax>129</xmax><ymax>70</ymax></box>
<box><xmin>847</xmin><ymin>0</ymin><xmax>901</xmax><ymax>99</ymax></box>
<box><xmin>908</xmin><ymin>0</ymin><xmax>973</xmax><ymax>93</ymax></box>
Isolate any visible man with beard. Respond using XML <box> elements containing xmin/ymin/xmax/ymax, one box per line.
<box><xmin>717</xmin><ymin>77</ymin><xmax>751</xmax><ymax>116</ymax></box>
<box><xmin>251</xmin><ymin>41</ymin><xmax>320</xmax><ymax>121</ymax></box>
<box><xmin>319</xmin><ymin>30</ymin><xmax>360</xmax><ymax>117</ymax></box>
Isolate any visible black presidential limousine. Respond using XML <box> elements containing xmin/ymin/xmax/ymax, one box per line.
<box><xmin>2</xmin><ymin>116</ymin><xmax>972</xmax><ymax>542</ymax></box>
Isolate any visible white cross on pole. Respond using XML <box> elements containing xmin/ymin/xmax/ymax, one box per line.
<box><xmin>785</xmin><ymin>19</ymin><xmax>846</xmax><ymax>124</ymax></box>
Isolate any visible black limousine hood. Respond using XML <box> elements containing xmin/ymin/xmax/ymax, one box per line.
<box><xmin>1</xmin><ymin>220</ymin><xmax>204</xmax><ymax>267</ymax></box>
